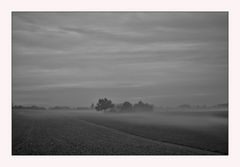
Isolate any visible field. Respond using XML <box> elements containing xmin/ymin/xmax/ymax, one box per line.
<box><xmin>12</xmin><ymin>109</ymin><xmax>228</xmax><ymax>155</ymax></box>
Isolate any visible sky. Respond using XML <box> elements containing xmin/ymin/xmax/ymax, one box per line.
<box><xmin>12</xmin><ymin>12</ymin><xmax>228</xmax><ymax>107</ymax></box>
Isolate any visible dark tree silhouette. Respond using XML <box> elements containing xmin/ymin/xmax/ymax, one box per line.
<box><xmin>133</xmin><ymin>101</ymin><xmax>153</xmax><ymax>112</ymax></box>
<box><xmin>95</xmin><ymin>98</ymin><xmax>114</xmax><ymax>111</ymax></box>
<box><xmin>121</xmin><ymin>101</ymin><xmax>133</xmax><ymax>112</ymax></box>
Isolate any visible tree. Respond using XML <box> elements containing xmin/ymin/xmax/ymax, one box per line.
<box><xmin>133</xmin><ymin>101</ymin><xmax>144</xmax><ymax>110</ymax></box>
<box><xmin>133</xmin><ymin>101</ymin><xmax>153</xmax><ymax>112</ymax></box>
<box><xmin>121</xmin><ymin>101</ymin><xmax>133</xmax><ymax>112</ymax></box>
<box><xmin>95</xmin><ymin>98</ymin><xmax>114</xmax><ymax>111</ymax></box>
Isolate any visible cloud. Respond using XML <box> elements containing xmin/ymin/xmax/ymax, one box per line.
<box><xmin>12</xmin><ymin>12</ymin><xmax>228</xmax><ymax>106</ymax></box>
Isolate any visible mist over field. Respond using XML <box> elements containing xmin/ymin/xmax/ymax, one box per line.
<box><xmin>12</xmin><ymin>108</ymin><xmax>228</xmax><ymax>155</ymax></box>
<box><xmin>12</xmin><ymin>12</ymin><xmax>228</xmax><ymax>155</ymax></box>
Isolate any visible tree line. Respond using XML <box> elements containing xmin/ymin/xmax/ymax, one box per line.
<box><xmin>94</xmin><ymin>98</ymin><xmax>153</xmax><ymax>112</ymax></box>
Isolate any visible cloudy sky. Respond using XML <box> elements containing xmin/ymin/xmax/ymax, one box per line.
<box><xmin>12</xmin><ymin>12</ymin><xmax>228</xmax><ymax>107</ymax></box>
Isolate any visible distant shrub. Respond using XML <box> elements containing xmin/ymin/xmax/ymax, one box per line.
<box><xmin>178</xmin><ymin>104</ymin><xmax>191</xmax><ymax>109</ymax></box>
<box><xmin>90</xmin><ymin>103</ymin><xmax>95</xmax><ymax>110</ymax></box>
<box><xmin>12</xmin><ymin>105</ymin><xmax>46</xmax><ymax>110</ymax></box>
